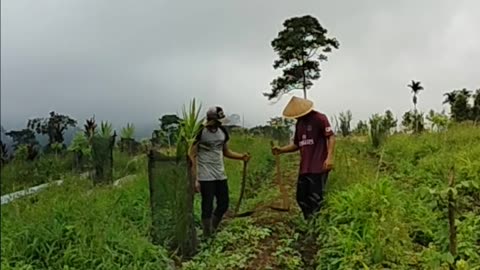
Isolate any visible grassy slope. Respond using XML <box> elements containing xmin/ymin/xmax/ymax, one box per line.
<box><xmin>183</xmin><ymin>125</ymin><xmax>480</xmax><ymax>270</ymax></box>
<box><xmin>314</xmin><ymin>124</ymin><xmax>480</xmax><ymax>269</ymax></box>
<box><xmin>1</xmin><ymin>149</ymin><xmax>141</xmax><ymax>195</ymax></box>
<box><xmin>2</xmin><ymin>126</ymin><xmax>479</xmax><ymax>269</ymax></box>
<box><xmin>1</xmin><ymin>134</ymin><xmax>274</xmax><ymax>269</ymax></box>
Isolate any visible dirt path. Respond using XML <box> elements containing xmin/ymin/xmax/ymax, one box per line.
<box><xmin>240</xmin><ymin>155</ymin><xmax>319</xmax><ymax>270</ymax></box>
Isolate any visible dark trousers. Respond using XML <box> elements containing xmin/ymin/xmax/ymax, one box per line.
<box><xmin>199</xmin><ymin>180</ymin><xmax>229</xmax><ymax>220</ymax></box>
<box><xmin>296</xmin><ymin>173</ymin><xmax>329</xmax><ymax>220</ymax></box>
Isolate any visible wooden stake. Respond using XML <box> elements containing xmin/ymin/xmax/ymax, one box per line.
<box><xmin>270</xmin><ymin>141</ymin><xmax>290</xmax><ymax>211</ymax></box>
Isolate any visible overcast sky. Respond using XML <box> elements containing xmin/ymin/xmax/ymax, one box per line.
<box><xmin>2</xmin><ymin>0</ymin><xmax>479</xmax><ymax>130</ymax></box>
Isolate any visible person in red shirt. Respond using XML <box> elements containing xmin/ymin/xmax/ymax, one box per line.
<box><xmin>271</xmin><ymin>96</ymin><xmax>336</xmax><ymax>220</ymax></box>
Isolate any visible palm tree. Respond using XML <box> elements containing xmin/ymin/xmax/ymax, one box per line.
<box><xmin>408</xmin><ymin>80</ymin><xmax>424</xmax><ymax>112</ymax></box>
<box><xmin>459</xmin><ymin>88</ymin><xmax>472</xmax><ymax>98</ymax></box>
<box><xmin>408</xmin><ymin>80</ymin><xmax>424</xmax><ymax>133</ymax></box>
<box><xmin>443</xmin><ymin>91</ymin><xmax>457</xmax><ymax>105</ymax></box>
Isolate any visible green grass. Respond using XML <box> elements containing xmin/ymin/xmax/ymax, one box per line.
<box><xmin>1</xmin><ymin>153</ymin><xmax>74</xmax><ymax>195</ymax></box>
<box><xmin>3</xmin><ymin>125</ymin><xmax>479</xmax><ymax>269</ymax></box>
<box><xmin>1</xmin><ymin>175</ymin><xmax>174</xmax><ymax>269</ymax></box>
<box><xmin>1</xmin><ymin>148</ymin><xmax>143</xmax><ymax>196</ymax></box>
<box><xmin>312</xmin><ymin>124</ymin><xmax>480</xmax><ymax>269</ymax></box>
<box><xmin>1</xmin><ymin>133</ymin><xmax>276</xmax><ymax>269</ymax></box>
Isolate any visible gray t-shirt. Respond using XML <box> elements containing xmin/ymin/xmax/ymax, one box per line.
<box><xmin>195</xmin><ymin>126</ymin><xmax>229</xmax><ymax>181</ymax></box>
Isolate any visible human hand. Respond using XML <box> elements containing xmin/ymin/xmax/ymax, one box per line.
<box><xmin>323</xmin><ymin>157</ymin><xmax>334</xmax><ymax>171</ymax></box>
<box><xmin>271</xmin><ymin>146</ymin><xmax>282</xmax><ymax>156</ymax></box>
<box><xmin>195</xmin><ymin>180</ymin><xmax>201</xmax><ymax>193</ymax></box>
<box><xmin>242</xmin><ymin>153</ymin><xmax>251</xmax><ymax>162</ymax></box>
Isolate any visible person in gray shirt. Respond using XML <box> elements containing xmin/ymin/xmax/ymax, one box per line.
<box><xmin>190</xmin><ymin>106</ymin><xmax>250</xmax><ymax>237</ymax></box>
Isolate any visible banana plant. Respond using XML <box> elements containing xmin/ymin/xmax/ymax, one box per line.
<box><xmin>50</xmin><ymin>142</ymin><xmax>64</xmax><ymax>159</ymax></box>
<box><xmin>120</xmin><ymin>123</ymin><xmax>135</xmax><ymax>139</ymax></box>
<box><xmin>100</xmin><ymin>121</ymin><xmax>114</xmax><ymax>138</ymax></box>
<box><xmin>68</xmin><ymin>132</ymin><xmax>92</xmax><ymax>157</ymax></box>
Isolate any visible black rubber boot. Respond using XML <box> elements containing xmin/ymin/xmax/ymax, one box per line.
<box><xmin>201</xmin><ymin>218</ymin><xmax>212</xmax><ymax>237</ymax></box>
<box><xmin>212</xmin><ymin>215</ymin><xmax>222</xmax><ymax>231</ymax></box>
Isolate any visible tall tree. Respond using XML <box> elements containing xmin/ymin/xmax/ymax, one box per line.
<box><xmin>450</xmin><ymin>90</ymin><xmax>472</xmax><ymax>122</ymax></box>
<box><xmin>263</xmin><ymin>15</ymin><xmax>339</xmax><ymax>100</ymax></box>
<box><xmin>407</xmin><ymin>80</ymin><xmax>424</xmax><ymax>133</ymax></box>
<box><xmin>443</xmin><ymin>91</ymin><xmax>457</xmax><ymax>106</ymax></box>
<box><xmin>5</xmin><ymin>129</ymin><xmax>38</xmax><ymax>150</ymax></box>
<box><xmin>402</xmin><ymin>110</ymin><xmax>425</xmax><ymax>133</ymax></box>
<box><xmin>473</xmin><ymin>89</ymin><xmax>480</xmax><ymax>122</ymax></box>
<box><xmin>160</xmin><ymin>114</ymin><xmax>182</xmax><ymax>147</ymax></box>
<box><xmin>383</xmin><ymin>110</ymin><xmax>398</xmax><ymax>134</ymax></box>
<box><xmin>408</xmin><ymin>80</ymin><xmax>424</xmax><ymax>112</ymax></box>
<box><xmin>443</xmin><ymin>89</ymin><xmax>475</xmax><ymax>122</ymax></box>
<box><xmin>27</xmin><ymin>111</ymin><xmax>77</xmax><ymax>148</ymax></box>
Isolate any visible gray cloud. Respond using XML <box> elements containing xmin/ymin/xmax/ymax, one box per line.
<box><xmin>2</xmin><ymin>0</ymin><xmax>479</xmax><ymax>130</ymax></box>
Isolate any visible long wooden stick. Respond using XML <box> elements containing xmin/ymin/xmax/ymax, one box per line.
<box><xmin>270</xmin><ymin>141</ymin><xmax>290</xmax><ymax>210</ymax></box>
<box><xmin>234</xmin><ymin>160</ymin><xmax>248</xmax><ymax>215</ymax></box>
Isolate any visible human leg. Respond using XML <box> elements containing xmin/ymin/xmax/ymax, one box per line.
<box><xmin>296</xmin><ymin>174</ymin><xmax>313</xmax><ymax>219</ymax></box>
<box><xmin>199</xmin><ymin>181</ymin><xmax>215</xmax><ymax>236</ymax></box>
<box><xmin>212</xmin><ymin>180</ymin><xmax>229</xmax><ymax>230</ymax></box>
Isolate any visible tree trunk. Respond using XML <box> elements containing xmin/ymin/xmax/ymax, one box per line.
<box><xmin>414</xmin><ymin>98</ymin><xmax>418</xmax><ymax>133</ymax></box>
<box><xmin>302</xmin><ymin>66</ymin><xmax>307</xmax><ymax>99</ymax></box>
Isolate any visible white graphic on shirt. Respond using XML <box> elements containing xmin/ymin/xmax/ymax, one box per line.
<box><xmin>299</xmin><ymin>134</ymin><xmax>314</xmax><ymax>147</ymax></box>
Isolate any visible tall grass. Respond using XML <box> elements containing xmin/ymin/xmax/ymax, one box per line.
<box><xmin>313</xmin><ymin>124</ymin><xmax>480</xmax><ymax>269</ymax></box>
<box><xmin>1</xmin><ymin>133</ymin><xmax>276</xmax><ymax>268</ymax></box>
<box><xmin>1</xmin><ymin>175</ymin><xmax>174</xmax><ymax>269</ymax></box>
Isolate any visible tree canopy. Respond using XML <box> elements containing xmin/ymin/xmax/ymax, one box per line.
<box><xmin>443</xmin><ymin>89</ymin><xmax>479</xmax><ymax>122</ymax></box>
<box><xmin>27</xmin><ymin>111</ymin><xmax>77</xmax><ymax>147</ymax></box>
<box><xmin>263</xmin><ymin>15</ymin><xmax>339</xmax><ymax>100</ymax></box>
<box><xmin>5</xmin><ymin>129</ymin><xmax>38</xmax><ymax>149</ymax></box>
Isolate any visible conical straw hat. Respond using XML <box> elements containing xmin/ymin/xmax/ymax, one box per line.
<box><xmin>282</xmin><ymin>96</ymin><xmax>314</xmax><ymax>119</ymax></box>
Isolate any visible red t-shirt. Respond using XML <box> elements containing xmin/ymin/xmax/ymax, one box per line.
<box><xmin>293</xmin><ymin>111</ymin><xmax>334</xmax><ymax>175</ymax></box>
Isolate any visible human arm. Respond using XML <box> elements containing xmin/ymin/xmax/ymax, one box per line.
<box><xmin>321</xmin><ymin>114</ymin><xmax>335</xmax><ymax>171</ymax></box>
<box><xmin>223</xmin><ymin>143</ymin><xmax>250</xmax><ymax>161</ymax></box>
<box><xmin>271</xmin><ymin>143</ymin><xmax>299</xmax><ymax>155</ymax></box>
<box><xmin>188</xmin><ymin>142</ymin><xmax>200</xmax><ymax>192</ymax></box>
<box><xmin>324</xmin><ymin>134</ymin><xmax>336</xmax><ymax>170</ymax></box>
